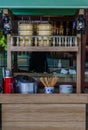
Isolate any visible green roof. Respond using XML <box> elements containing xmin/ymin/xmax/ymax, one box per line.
<box><xmin>0</xmin><ymin>0</ymin><xmax>88</xmax><ymax>9</ymax></box>
<box><xmin>0</xmin><ymin>0</ymin><xmax>87</xmax><ymax>16</ymax></box>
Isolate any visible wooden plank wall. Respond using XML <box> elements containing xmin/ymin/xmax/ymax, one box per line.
<box><xmin>2</xmin><ymin>104</ymin><xmax>86</xmax><ymax>130</ymax></box>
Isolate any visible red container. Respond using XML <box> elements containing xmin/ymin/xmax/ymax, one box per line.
<box><xmin>4</xmin><ymin>77</ymin><xmax>13</xmax><ymax>93</ymax></box>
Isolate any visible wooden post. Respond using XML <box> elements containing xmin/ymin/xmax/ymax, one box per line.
<box><xmin>77</xmin><ymin>34</ymin><xmax>81</xmax><ymax>93</ymax></box>
<box><xmin>7</xmin><ymin>34</ymin><xmax>11</xmax><ymax>70</ymax></box>
<box><xmin>81</xmin><ymin>34</ymin><xmax>86</xmax><ymax>92</ymax></box>
<box><xmin>3</xmin><ymin>9</ymin><xmax>13</xmax><ymax>71</ymax></box>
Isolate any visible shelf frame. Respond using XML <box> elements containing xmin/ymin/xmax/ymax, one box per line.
<box><xmin>7</xmin><ymin>34</ymin><xmax>81</xmax><ymax>93</ymax></box>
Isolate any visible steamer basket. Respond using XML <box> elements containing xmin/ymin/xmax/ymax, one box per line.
<box><xmin>38</xmin><ymin>40</ymin><xmax>52</xmax><ymax>46</ymax></box>
<box><xmin>19</xmin><ymin>40</ymin><xmax>33</xmax><ymax>46</ymax></box>
<box><xmin>37</xmin><ymin>30</ymin><xmax>52</xmax><ymax>36</ymax></box>
<box><xmin>37</xmin><ymin>23</ymin><xmax>52</xmax><ymax>31</ymax></box>
<box><xmin>19</xmin><ymin>31</ymin><xmax>33</xmax><ymax>35</ymax></box>
<box><xmin>38</xmin><ymin>36</ymin><xmax>52</xmax><ymax>40</ymax></box>
<box><xmin>19</xmin><ymin>36</ymin><xmax>33</xmax><ymax>41</ymax></box>
<box><xmin>37</xmin><ymin>23</ymin><xmax>53</xmax><ymax>45</ymax></box>
<box><xmin>24</xmin><ymin>36</ymin><xmax>33</xmax><ymax>41</ymax></box>
<box><xmin>19</xmin><ymin>23</ymin><xmax>33</xmax><ymax>31</ymax></box>
<box><xmin>25</xmin><ymin>40</ymin><xmax>33</xmax><ymax>46</ymax></box>
<box><xmin>19</xmin><ymin>36</ymin><xmax>33</xmax><ymax>46</ymax></box>
<box><xmin>19</xmin><ymin>36</ymin><xmax>32</xmax><ymax>40</ymax></box>
<box><xmin>19</xmin><ymin>36</ymin><xmax>24</xmax><ymax>41</ymax></box>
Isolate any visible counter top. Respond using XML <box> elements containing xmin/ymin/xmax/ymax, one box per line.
<box><xmin>0</xmin><ymin>94</ymin><xmax>88</xmax><ymax>104</ymax></box>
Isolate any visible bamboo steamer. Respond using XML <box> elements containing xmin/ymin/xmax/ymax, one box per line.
<box><xmin>38</xmin><ymin>36</ymin><xmax>52</xmax><ymax>40</ymax></box>
<box><xmin>37</xmin><ymin>30</ymin><xmax>52</xmax><ymax>36</ymax></box>
<box><xmin>19</xmin><ymin>36</ymin><xmax>32</xmax><ymax>41</ymax></box>
<box><xmin>19</xmin><ymin>36</ymin><xmax>33</xmax><ymax>46</ymax></box>
<box><xmin>19</xmin><ymin>23</ymin><xmax>33</xmax><ymax>36</ymax></box>
<box><xmin>19</xmin><ymin>23</ymin><xmax>33</xmax><ymax>31</ymax></box>
<box><xmin>25</xmin><ymin>36</ymin><xmax>33</xmax><ymax>46</ymax></box>
<box><xmin>19</xmin><ymin>30</ymin><xmax>33</xmax><ymax>36</ymax></box>
<box><xmin>37</xmin><ymin>23</ymin><xmax>52</xmax><ymax>31</ymax></box>
<box><xmin>37</xmin><ymin>23</ymin><xmax>52</xmax><ymax>46</ymax></box>
<box><xmin>19</xmin><ymin>40</ymin><xmax>33</xmax><ymax>46</ymax></box>
<box><xmin>38</xmin><ymin>36</ymin><xmax>52</xmax><ymax>46</ymax></box>
<box><xmin>38</xmin><ymin>40</ymin><xmax>52</xmax><ymax>46</ymax></box>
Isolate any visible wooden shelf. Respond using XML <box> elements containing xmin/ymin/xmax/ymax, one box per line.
<box><xmin>10</xmin><ymin>46</ymin><xmax>79</xmax><ymax>52</ymax></box>
<box><xmin>7</xmin><ymin>34</ymin><xmax>81</xmax><ymax>93</ymax></box>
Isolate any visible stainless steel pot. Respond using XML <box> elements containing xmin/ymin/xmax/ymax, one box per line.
<box><xmin>14</xmin><ymin>75</ymin><xmax>37</xmax><ymax>94</ymax></box>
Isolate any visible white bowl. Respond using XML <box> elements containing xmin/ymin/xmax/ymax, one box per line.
<box><xmin>59</xmin><ymin>85</ymin><xmax>73</xmax><ymax>94</ymax></box>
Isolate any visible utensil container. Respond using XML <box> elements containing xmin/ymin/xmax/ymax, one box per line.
<box><xmin>44</xmin><ymin>87</ymin><xmax>54</xmax><ymax>94</ymax></box>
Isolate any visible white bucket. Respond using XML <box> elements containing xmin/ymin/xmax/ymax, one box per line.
<box><xmin>59</xmin><ymin>85</ymin><xmax>73</xmax><ymax>94</ymax></box>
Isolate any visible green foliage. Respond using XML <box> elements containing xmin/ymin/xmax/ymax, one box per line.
<box><xmin>0</xmin><ymin>31</ymin><xmax>7</xmax><ymax>51</ymax></box>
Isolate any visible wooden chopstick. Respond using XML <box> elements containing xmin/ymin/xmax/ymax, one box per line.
<box><xmin>40</xmin><ymin>77</ymin><xmax>59</xmax><ymax>87</ymax></box>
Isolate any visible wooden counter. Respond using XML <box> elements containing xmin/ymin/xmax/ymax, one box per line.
<box><xmin>0</xmin><ymin>94</ymin><xmax>88</xmax><ymax>104</ymax></box>
<box><xmin>0</xmin><ymin>94</ymin><xmax>88</xmax><ymax>130</ymax></box>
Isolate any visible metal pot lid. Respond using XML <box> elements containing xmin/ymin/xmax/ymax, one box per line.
<box><xmin>14</xmin><ymin>75</ymin><xmax>35</xmax><ymax>83</ymax></box>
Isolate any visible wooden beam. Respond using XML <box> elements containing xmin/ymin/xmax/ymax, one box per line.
<box><xmin>76</xmin><ymin>34</ymin><xmax>81</xmax><ymax>93</ymax></box>
<box><xmin>10</xmin><ymin>46</ymin><xmax>79</xmax><ymax>52</ymax></box>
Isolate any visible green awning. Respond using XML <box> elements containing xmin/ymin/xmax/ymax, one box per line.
<box><xmin>11</xmin><ymin>9</ymin><xmax>78</xmax><ymax>16</ymax></box>
<box><xmin>0</xmin><ymin>0</ymin><xmax>88</xmax><ymax>9</ymax></box>
<box><xmin>0</xmin><ymin>0</ymin><xmax>87</xmax><ymax>16</ymax></box>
